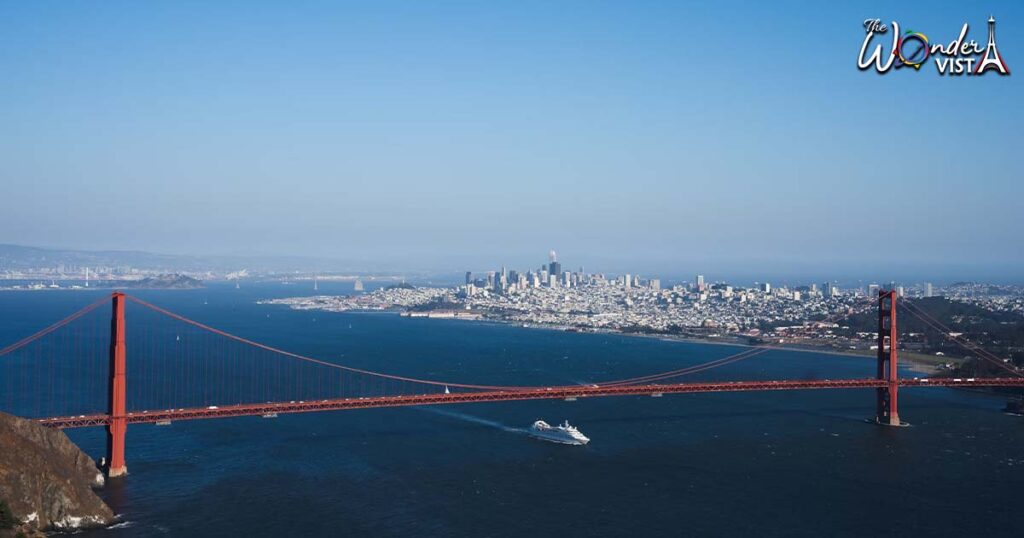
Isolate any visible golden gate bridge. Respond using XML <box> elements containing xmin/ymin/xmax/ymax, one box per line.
<box><xmin>1</xmin><ymin>290</ymin><xmax>1022</xmax><ymax>478</ymax></box>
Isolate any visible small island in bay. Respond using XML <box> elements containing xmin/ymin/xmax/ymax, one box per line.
<box><xmin>116</xmin><ymin>274</ymin><xmax>204</xmax><ymax>289</ymax></box>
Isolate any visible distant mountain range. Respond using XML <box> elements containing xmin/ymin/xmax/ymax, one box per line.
<box><xmin>0</xmin><ymin>244</ymin><xmax>379</xmax><ymax>274</ymax></box>
<box><xmin>0</xmin><ymin>244</ymin><xmax>209</xmax><ymax>271</ymax></box>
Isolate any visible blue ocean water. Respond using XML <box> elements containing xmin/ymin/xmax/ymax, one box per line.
<box><xmin>1</xmin><ymin>283</ymin><xmax>1021</xmax><ymax>537</ymax></box>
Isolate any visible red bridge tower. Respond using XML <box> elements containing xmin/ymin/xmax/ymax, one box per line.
<box><xmin>105</xmin><ymin>292</ymin><xmax>128</xmax><ymax>477</ymax></box>
<box><xmin>876</xmin><ymin>290</ymin><xmax>901</xmax><ymax>426</ymax></box>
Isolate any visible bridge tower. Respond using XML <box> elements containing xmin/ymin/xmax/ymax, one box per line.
<box><xmin>105</xmin><ymin>292</ymin><xmax>128</xmax><ymax>477</ymax></box>
<box><xmin>876</xmin><ymin>290</ymin><xmax>901</xmax><ymax>426</ymax></box>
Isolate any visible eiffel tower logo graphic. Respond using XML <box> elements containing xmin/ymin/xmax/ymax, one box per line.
<box><xmin>975</xmin><ymin>16</ymin><xmax>1010</xmax><ymax>75</ymax></box>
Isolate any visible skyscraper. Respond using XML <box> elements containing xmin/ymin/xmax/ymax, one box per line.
<box><xmin>546</xmin><ymin>250</ymin><xmax>562</xmax><ymax>283</ymax></box>
<box><xmin>549</xmin><ymin>261</ymin><xmax>562</xmax><ymax>281</ymax></box>
<box><xmin>465</xmin><ymin>271</ymin><xmax>472</xmax><ymax>285</ymax></box>
<box><xmin>923</xmin><ymin>282</ymin><xmax>934</xmax><ymax>298</ymax></box>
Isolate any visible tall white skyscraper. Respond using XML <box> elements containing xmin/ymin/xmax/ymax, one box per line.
<box><xmin>923</xmin><ymin>282</ymin><xmax>934</xmax><ymax>298</ymax></box>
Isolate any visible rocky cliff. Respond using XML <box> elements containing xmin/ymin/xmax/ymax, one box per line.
<box><xmin>0</xmin><ymin>412</ymin><xmax>114</xmax><ymax>534</ymax></box>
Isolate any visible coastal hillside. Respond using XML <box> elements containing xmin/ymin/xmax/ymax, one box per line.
<box><xmin>0</xmin><ymin>412</ymin><xmax>114</xmax><ymax>535</ymax></box>
<box><xmin>840</xmin><ymin>297</ymin><xmax>1024</xmax><ymax>373</ymax></box>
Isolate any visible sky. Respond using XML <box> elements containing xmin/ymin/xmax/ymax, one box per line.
<box><xmin>1</xmin><ymin>1</ymin><xmax>1021</xmax><ymax>282</ymax></box>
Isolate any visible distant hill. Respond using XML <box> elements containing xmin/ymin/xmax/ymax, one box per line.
<box><xmin>841</xmin><ymin>297</ymin><xmax>1024</xmax><ymax>374</ymax></box>
<box><xmin>0</xmin><ymin>244</ymin><xmax>375</xmax><ymax>273</ymax></box>
<box><xmin>119</xmin><ymin>274</ymin><xmax>204</xmax><ymax>289</ymax></box>
<box><xmin>841</xmin><ymin>297</ymin><xmax>1023</xmax><ymax>336</ymax></box>
<box><xmin>0</xmin><ymin>243</ymin><xmax>200</xmax><ymax>271</ymax></box>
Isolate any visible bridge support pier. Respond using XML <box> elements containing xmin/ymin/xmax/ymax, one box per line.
<box><xmin>105</xmin><ymin>292</ymin><xmax>128</xmax><ymax>477</ymax></box>
<box><xmin>876</xmin><ymin>290</ymin><xmax>903</xmax><ymax>427</ymax></box>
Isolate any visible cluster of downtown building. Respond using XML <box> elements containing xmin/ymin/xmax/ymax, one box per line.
<box><xmin>461</xmin><ymin>252</ymin><xmax>936</xmax><ymax>303</ymax></box>
<box><xmin>447</xmin><ymin>252</ymin><xmax>950</xmax><ymax>337</ymax></box>
<box><xmin>463</xmin><ymin>252</ymin><xmax>665</xmax><ymax>297</ymax></box>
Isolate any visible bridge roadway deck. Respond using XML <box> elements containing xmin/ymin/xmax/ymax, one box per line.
<box><xmin>38</xmin><ymin>377</ymin><xmax>1024</xmax><ymax>429</ymax></box>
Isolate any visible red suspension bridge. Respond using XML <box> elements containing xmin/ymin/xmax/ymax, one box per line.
<box><xmin>1</xmin><ymin>290</ymin><xmax>1022</xmax><ymax>478</ymax></box>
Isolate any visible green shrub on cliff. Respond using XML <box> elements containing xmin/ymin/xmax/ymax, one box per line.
<box><xmin>0</xmin><ymin>498</ymin><xmax>17</xmax><ymax>529</ymax></box>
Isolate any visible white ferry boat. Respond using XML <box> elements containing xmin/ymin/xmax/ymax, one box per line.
<box><xmin>528</xmin><ymin>420</ymin><xmax>590</xmax><ymax>445</ymax></box>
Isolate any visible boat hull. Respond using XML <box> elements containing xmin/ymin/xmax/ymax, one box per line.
<box><xmin>528</xmin><ymin>432</ymin><xmax>588</xmax><ymax>445</ymax></box>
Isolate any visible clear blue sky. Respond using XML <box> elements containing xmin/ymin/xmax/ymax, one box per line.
<box><xmin>1</xmin><ymin>1</ymin><xmax>1021</xmax><ymax>281</ymax></box>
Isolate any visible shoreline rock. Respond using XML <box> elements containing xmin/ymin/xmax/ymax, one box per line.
<box><xmin>0</xmin><ymin>412</ymin><xmax>115</xmax><ymax>535</ymax></box>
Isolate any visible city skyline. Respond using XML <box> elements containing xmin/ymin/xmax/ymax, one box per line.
<box><xmin>0</xmin><ymin>241</ymin><xmax>1016</xmax><ymax>287</ymax></box>
<box><xmin>461</xmin><ymin>251</ymin><xmax>940</xmax><ymax>296</ymax></box>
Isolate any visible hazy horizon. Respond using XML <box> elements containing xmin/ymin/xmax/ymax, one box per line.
<box><xmin>2</xmin><ymin>2</ymin><xmax>1021</xmax><ymax>281</ymax></box>
<box><xmin>3</xmin><ymin>242</ymin><xmax>1022</xmax><ymax>286</ymax></box>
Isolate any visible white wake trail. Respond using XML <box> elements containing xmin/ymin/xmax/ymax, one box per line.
<box><xmin>417</xmin><ymin>407</ymin><xmax>527</xmax><ymax>434</ymax></box>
